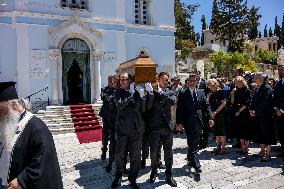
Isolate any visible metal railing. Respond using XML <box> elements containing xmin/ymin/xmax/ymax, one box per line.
<box><xmin>25</xmin><ymin>86</ymin><xmax>49</xmax><ymax>113</ymax></box>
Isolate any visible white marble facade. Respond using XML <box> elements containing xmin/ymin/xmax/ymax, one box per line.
<box><xmin>0</xmin><ymin>0</ymin><xmax>175</xmax><ymax>104</ymax></box>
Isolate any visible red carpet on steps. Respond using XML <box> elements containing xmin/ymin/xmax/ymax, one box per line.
<box><xmin>69</xmin><ymin>104</ymin><xmax>102</xmax><ymax>144</ymax></box>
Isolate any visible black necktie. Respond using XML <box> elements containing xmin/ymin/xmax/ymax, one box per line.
<box><xmin>193</xmin><ymin>90</ymin><xmax>197</xmax><ymax>103</ymax></box>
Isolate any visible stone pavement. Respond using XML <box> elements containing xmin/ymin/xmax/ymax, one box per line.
<box><xmin>54</xmin><ymin>133</ymin><xmax>284</xmax><ymax>189</ymax></box>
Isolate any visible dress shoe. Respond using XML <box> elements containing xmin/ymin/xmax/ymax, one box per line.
<box><xmin>111</xmin><ymin>177</ymin><xmax>122</xmax><ymax>188</ymax></box>
<box><xmin>195</xmin><ymin>168</ymin><xmax>202</xmax><ymax>173</ymax></box>
<box><xmin>166</xmin><ymin>177</ymin><xmax>177</xmax><ymax>187</ymax></box>
<box><xmin>149</xmin><ymin>170</ymin><xmax>158</xmax><ymax>183</ymax></box>
<box><xmin>141</xmin><ymin>159</ymin><xmax>146</xmax><ymax>169</ymax></box>
<box><xmin>130</xmin><ymin>181</ymin><xmax>140</xmax><ymax>189</ymax></box>
<box><xmin>105</xmin><ymin>163</ymin><xmax>112</xmax><ymax>173</ymax></box>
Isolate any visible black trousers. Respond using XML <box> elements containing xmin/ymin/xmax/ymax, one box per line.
<box><xmin>184</xmin><ymin>120</ymin><xmax>202</xmax><ymax>169</ymax></box>
<box><xmin>101</xmin><ymin>118</ymin><xmax>110</xmax><ymax>152</ymax></box>
<box><xmin>108</xmin><ymin>113</ymin><xmax>117</xmax><ymax>164</ymax></box>
<box><xmin>115</xmin><ymin>128</ymin><xmax>142</xmax><ymax>182</ymax></box>
<box><xmin>142</xmin><ymin>128</ymin><xmax>150</xmax><ymax>160</ymax></box>
<box><xmin>150</xmin><ymin>127</ymin><xmax>173</xmax><ymax>177</ymax></box>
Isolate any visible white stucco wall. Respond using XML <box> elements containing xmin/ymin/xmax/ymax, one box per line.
<box><xmin>0</xmin><ymin>0</ymin><xmax>175</xmax><ymax>102</ymax></box>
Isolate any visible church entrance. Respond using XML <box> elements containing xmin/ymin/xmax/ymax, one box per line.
<box><xmin>61</xmin><ymin>38</ymin><xmax>91</xmax><ymax>105</ymax></box>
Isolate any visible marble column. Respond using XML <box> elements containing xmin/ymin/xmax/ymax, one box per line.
<box><xmin>48</xmin><ymin>49</ymin><xmax>61</xmax><ymax>105</ymax></box>
<box><xmin>91</xmin><ymin>50</ymin><xmax>102</xmax><ymax>102</ymax></box>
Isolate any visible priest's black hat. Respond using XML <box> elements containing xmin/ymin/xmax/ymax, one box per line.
<box><xmin>0</xmin><ymin>82</ymin><xmax>18</xmax><ymax>102</ymax></box>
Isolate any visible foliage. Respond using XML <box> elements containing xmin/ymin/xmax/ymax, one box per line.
<box><xmin>263</xmin><ymin>24</ymin><xmax>268</xmax><ymax>37</ymax></box>
<box><xmin>211</xmin><ymin>0</ymin><xmax>250</xmax><ymax>52</ymax></box>
<box><xmin>247</xmin><ymin>6</ymin><xmax>262</xmax><ymax>40</ymax></box>
<box><xmin>180</xmin><ymin>40</ymin><xmax>196</xmax><ymax>60</ymax></box>
<box><xmin>281</xmin><ymin>14</ymin><xmax>284</xmax><ymax>47</ymax></box>
<box><xmin>210</xmin><ymin>0</ymin><xmax>219</xmax><ymax>29</ymax></box>
<box><xmin>269</xmin><ymin>27</ymin><xmax>273</xmax><ymax>37</ymax></box>
<box><xmin>174</xmin><ymin>0</ymin><xmax>199</xmax><ymax>60</ymax></box>
<box><xmin>253</xmin><ymin>49</ymin><xmax>278</xmax><ymax>65</ymax></box>
<box><xmin>209</xmin><ymin>50</ymin><xmax>257</xmax><ymax>77</ymax></box>
<box><xmin>258</xmin><ymin>31</ymin><xmax>262</xmax><ymax>38</ymax></box>
<box><xmin>201</xmin><ymin>15</ymin><xmax>207</xmax><ymax>46</ymax></box>
<box><xmin>274</xmin><ymin>16</ymin><xmax>282</xmax><ymax>49</ymax></box>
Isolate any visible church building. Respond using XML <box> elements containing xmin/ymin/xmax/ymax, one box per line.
<box><xmin>0</xmin><ymin>0</ymin><xmax>175</xmax><ymax>105</ymax></box>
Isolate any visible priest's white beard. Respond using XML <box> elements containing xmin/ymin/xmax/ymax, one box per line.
<box><xmin>0</xmin><ymin>105</ymin><xmax>20</xmax><ymax>151</ymax></box>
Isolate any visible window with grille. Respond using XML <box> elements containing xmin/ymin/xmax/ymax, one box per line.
<box><xmin>134</xmin><ymin>0</ymin><xmax>150</xmax><ymax>25</ymax></box>
<box><xmin>60</xmin><ymin>0</ymin><xmax>88</xmax><ymax>10</ymax></box>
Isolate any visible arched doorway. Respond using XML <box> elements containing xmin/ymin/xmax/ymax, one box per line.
<box><xmin>61</xmin><ymin>38</ymin><xmax>91</xmax><ymax>105</ymax></box>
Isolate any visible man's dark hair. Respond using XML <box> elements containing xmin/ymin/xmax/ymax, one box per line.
<box><xmin>158</xmin><ymin>72</ymin><xmax>169</xmax><ymax>78</ymax></box>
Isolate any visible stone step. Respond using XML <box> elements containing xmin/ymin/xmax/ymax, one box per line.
<box><xmin>50</xmin><ymin>127</ymin><xmax>75</xmax><ymax>135</ymax></box>
<box><xmin>47</xmin><ymin>123</ymin><xmax>74</xmax><ymax>128</ymax></box>
<box><xmin>42</xmin><ymin>118</ymin><xmax>73</xmax><ymax>123</ymax></box>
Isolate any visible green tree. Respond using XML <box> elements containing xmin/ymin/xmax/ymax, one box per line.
<box><xmin>263</xmin><ymin>24</ymin><xmax>268</xmax><ymax>37</ymax></box>
<box><xmin>211</xmin><ymin>0</ymin><xmax>250</xmax><ymax>52</ymax></box>
<box><xmin>210</xmin><ymin>0</ymin><xmax>219</xmax><ymax>29</ymax></box>
<box><xmin>247</xmin><ymin>6</ymin><xmax>262</xmax><ymax>40</ymax></box>
<box><xmin>174</xmin><ymin>0</ymin><xmax>199</xmax><ymax>60</ymax></box>
<box><xmin>253</xmin><ymin>49</ymin><xmax>278</xmax><ymax>65</ymax></box>
<box><xmin>269</xmin><ymin>27</ymin><xmax>273</xmax><ymax>37</ymax></box>
<box><xmin>201</xmin><ymin>15</ymin><xmax>207</xmax><ymax>46</ymax></box>
<box><xmin>274</xmin><ymin>16</ymin><xmax>282</xmax><ymax>49</ymax></box>
<box><xmin>209</xmin><ymin>50</ymin><xmax>257</xmax><ymax>77</ymax></box>
<box><xmin>258</xmin><ymin>31</ymin><xmax>262</xmax><ymax>38</ymax></box>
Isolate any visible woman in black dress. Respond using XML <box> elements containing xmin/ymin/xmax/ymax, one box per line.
<box><xmin>230</xmin><ymin>76</ymin><xmax>252</xmax><ymax>155</ymax></box>
<box><xmin>207</xmin><ymin>79</ymin><xmax>227</xmax><ymax>154</ymax></box>
<box><xmin>250</xmin><ymin>72</ymin><xmax>276</xmax><ymax>162</ymax></box>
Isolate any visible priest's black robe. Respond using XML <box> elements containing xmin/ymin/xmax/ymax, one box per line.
<box><xmin>7</xmin><ymin>112</ymin><xmax>63</xmax><ymax>189</ymax></box>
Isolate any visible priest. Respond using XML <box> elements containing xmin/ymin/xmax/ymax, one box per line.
<box><xmin>0</xmin><ymin>82</ymin><xmax>63</xmax><ymax>189</ymax></box>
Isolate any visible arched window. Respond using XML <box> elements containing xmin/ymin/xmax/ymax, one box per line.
<box><xmin>134</xmin><ymin>0</ymin><xmax>150</xmax><ymax>25</ymax></box>
<box><xmin>60</xmin><ymin>0</ymin><xmax>88</xmax><ymax>10</ymax></box>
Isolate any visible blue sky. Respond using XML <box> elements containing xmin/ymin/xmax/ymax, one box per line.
<box><xmin>181</xmin><ymin>0</ymin><xmax>284</xmax><ymax>34</ymax></box>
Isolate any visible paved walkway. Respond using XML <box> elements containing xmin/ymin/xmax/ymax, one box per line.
<box><xmin>54</xmin><ymin>133</ymin><xmax>284</xmax><ymax>189</ymax></box>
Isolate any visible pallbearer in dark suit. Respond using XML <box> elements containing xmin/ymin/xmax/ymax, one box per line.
<box><xmin>111</xmin><ymin>73</ymin><xmax>146</xmax><ymax>189</ymax></box>
<box><xmin>147</xmin><ymin>72</ymin><xmax>177</xmax><ymax>187</ymax></box>
<box><xmin>176</xmin><ymin>74</ymin><xmax>214</xmax><ymax>173</ymax></box>
<box><xmin>99</xmin><ymin>75</ymin><xmax>113</xmax><ymax>160</ymax></box>
<box><xmin>250</xmin><ymin>72</ymin><xmax>276</xmax><ymax>162</ymax></box>
<box><xmin>105</xmin><ymin>75</ymin><xmax>120</xmax><ymax>173</ymax></box>
<box><xmin>273</xmin><ymin>65</ymin><xmax>284</xmax><ymax>159</ymax></box>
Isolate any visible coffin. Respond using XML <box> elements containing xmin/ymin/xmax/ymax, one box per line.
<box><xmin>116</xmin><ymin>55</ymin><xmax>158</xmax><ymax>84</ymax></box>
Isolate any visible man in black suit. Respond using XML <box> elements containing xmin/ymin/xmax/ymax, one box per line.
<box><xmin>105</xmin><ymin>75</ymin><xmax>120</xmax><ymax>172</ymax></box>
<box><xmin>146</xmin><ymin>72</ymin><xmax>177</xmax><ymax>187</ymax></box>
<box><xmin>176</xmin><ymin>73</ymin><xmax>214</xmax><ymax>173</ymax></box>
<box><xmin>99</xmin><ymin>75</ymin><xmax>113</xmax><ymax>160</ymax></box>
<box><xmin>273</xmin><ymin>65</ymin><xmax>284</xmax><ymax>159</ymax></box>
<box><xmin>111</xmin><ymin>73</ymin><xmax>146</xmax><ymax>189</ymax></box>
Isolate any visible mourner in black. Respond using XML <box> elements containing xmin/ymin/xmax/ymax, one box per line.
<box><xmin>230</xmin><ymin>76</ymin><xmax>252</xmax><ymax>155</ymax></box>
<box><xmin>273</xmin><ymin>65</ymin><xmax>284</xmax><ymax>159</ymax></box>
<box><xmin>176</xmin><ymin>74</ymin><xmax>214</xmax><ymax>173</ymax></box>
<box><xmin>0</xmin><ymin>82</ymin><xmax>63</xmax><ymax>189</ymax></box>
<box><xmin>147</xmin><ymin>72</ymin><xmax>177</xmax><ymax>187</ymax></box>
<box><xmin>99</xmin><ymin>75</ymin><xmax>113</xmax><ymax>160</ymax></box>
<box><xmin>207</xmin><ymin>79</ymin><xmax>227</xmax><ymax>154</ymax></box>
<box><xmin>105</xmin><ymin>76</ymin><xmax>120</xmax><ymax>172</ymax></box>
<box><xmin>111</xmin><ymin>73</ymin><xmax>146</xmax><ymax>189</ymax></box>
<box><xmin>250</xmin><ymin>73</ymin><xmax>276</xmax><ymax>162</ymax></box>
